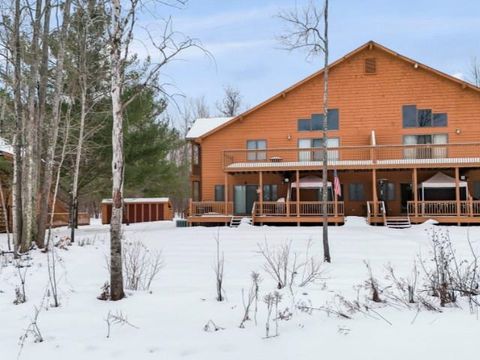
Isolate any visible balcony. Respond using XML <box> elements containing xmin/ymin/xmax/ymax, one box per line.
<box><xmin>223</xmin><ymin>142</ymin><xmax>480</xmax><ymax>171</ymax></box>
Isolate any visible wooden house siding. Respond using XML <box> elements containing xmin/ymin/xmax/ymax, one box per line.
<box><xmin>187</xmin><ymin>42</ymin><xmax>480</xmax><ymax>225</ymax></box>
<box><xmin>196</xmin><ymin>45</ymin><xmax>480</xmax><ymax>201</ymax></box>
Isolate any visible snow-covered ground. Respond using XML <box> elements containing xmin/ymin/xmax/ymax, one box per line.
<box><xmin>1</xmin><ymin>218</ymin><xmax>479</xmax><ymax>360</ymax></box>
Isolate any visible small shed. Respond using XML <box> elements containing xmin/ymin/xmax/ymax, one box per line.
<box><xmin>101</xmin><ymin>197</ymin><xmax>173</xmax><ymax>225</ymax></box>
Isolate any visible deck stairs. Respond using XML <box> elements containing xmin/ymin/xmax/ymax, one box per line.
<box><xmin>229</xmin><ymin>216</ymin><xmax>252</xmax><ymax>228</ymax></box>
<box><xmin>385</xmin><ymin>216</ymin><xmax>412</xmax><ymax>229</ymax></box>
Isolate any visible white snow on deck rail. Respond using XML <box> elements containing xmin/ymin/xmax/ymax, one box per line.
<box><xmin>227</xmin><ymin>157</ymin><xmax>480</xmax><ymax>169</ymax></box>
<box><xmin>101</xmin><ymin>197</ymin><xmax>169</xmax><ymax>204</ymax></box>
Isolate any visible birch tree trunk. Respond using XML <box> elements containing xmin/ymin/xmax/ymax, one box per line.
<box><xmin>321</xmin><ymin>0</ymin><xmax>331</xmax><ymax>263</ymax></box>
<box><xmin>109</xmin><ymin>0</ymin><xmax>125</xmax><ymax>301</ymax></box>
<box><xmin>36</xmin><ymin>0</ymin><xmax>72</xmax><ymax>249</ymax></box>
<box><xmin>12</xmin><ymin>0</ymin><xmax>24</xmax><ymax>254</ymax></box>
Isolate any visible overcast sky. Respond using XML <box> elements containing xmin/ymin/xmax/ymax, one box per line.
<box><xmin>135</xmin><ymin>0</ymin><xmax>480</xmax><ymax>121</ymax></box>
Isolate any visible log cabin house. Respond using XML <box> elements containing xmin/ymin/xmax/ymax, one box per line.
<box><xmin>186</xmin><ymin>41</ymin><xmax>480</xmax><ymax>227</ymax></box>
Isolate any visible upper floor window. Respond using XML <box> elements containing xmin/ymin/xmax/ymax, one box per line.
<box><xmin>298</xmin><ymin>109</ymin><xmax>339</xmax><ymax>131</ymax></box>
<box><xmin>403</xmin><ymin>134</ymin><xmax>448</xmax><ymax>159</ymax></box>
<box><xmin>402</xmin><ymin>105</ymin><xmax>447</xmax><ymax>128</ymax></box>
<box><xmin>192</xmin><ymin>144</ymin><xmax>200</xmax><ymax>165</ymax></box>
<box><xmin>298</xmin><ymin>137</ymin><xmax>339</xmax><ymax>162</ymax></box>
<box><xmin>247</xmin><ymin>140</ymin><xmax>267</xmax><ymax>161</ymax></box>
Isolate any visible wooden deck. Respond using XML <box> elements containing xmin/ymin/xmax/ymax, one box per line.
<box><xmin>187</xmin><ymin>201</ymin><xmax>345</xmax><ymax>225</ymax></box>
<box><xmin>188</xmin><ymin>200</ymin><xmax>480</xmax><ymax>226</ymax></box>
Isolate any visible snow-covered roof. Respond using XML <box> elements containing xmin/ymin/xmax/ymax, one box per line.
<box><xmin>0</xmin><ymin>137</ymin><xmax>13</xmax><ymax>155</ymax></box>
<box><xmin>186</xmin><ymin>117</ymin><xmax>233</xmax><ymax>139</ymax></box>
<box><xmin>102</xmin><ymin>197</ymin><xmax>170</xmax><ymax>204</ymax></box>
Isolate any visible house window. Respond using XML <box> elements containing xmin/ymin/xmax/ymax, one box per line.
<box><xmin>247</xmin><ymin>140</ymin><xmax>267</xmax><ymax>161</ymax></box>
<box><xmin>402</xmin><ymin>105</ymin><xmax>448</xmax><ymax>128</ymax></box>
<box><xmin>403</xmin><ymin>134</ymin><xmax>448</xmax><ymax>159</ymax></box>
<box><xmin>298</xmin><ymin>119</ymin><xmax>311</xmax><ymax>131</ymax></box>
<box><xmin>214</xmin><ymin>185</ymin><xmax>225</xmax><ymax>202</ymax></box>
<box><xmin>297</xmin><ymin>109</ymin><xmax>339</xmax><ymax>131</ymax></box>
<box><xmin>263</xmin><ymin>185</ymin><xmax>278</xmax><ymax>201</ymax></box>
<box><xmin>473</xmin><ymin>182</ymin><xmax>480</xmax><ymax>200</ymax></box>
<box><xmin>349</xmin><ymin>183</ymin><xmax>365</xmax><ymax>201</ymax></box>
<box><xmin>298</xmin><ymin>138</ymin><xmax>339</xmax><ymax>162</ymax></box>
<box><xmin>192</xmin><ymin>181</ymin><xmax>200</xmax><ymax>201</ymax></box>
<box><xmin>192</xmin><ymin>144</ymin><xmax>200</xmax><ymax>165</ymax></box>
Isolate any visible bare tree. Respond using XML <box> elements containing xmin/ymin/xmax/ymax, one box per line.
<box><xmin>470</xmin><ymin>57</ymin><xmax>480</xmax><ymax>87</ymax></box>
<box><xmin>36</xmin><ymin>0</ymin><xmax>73</xmax><ymax>249</ymax></box>
<box><xmin>106</xmin><ymin>0</ymin><xmax>203</xmax><ymax>300</ymax></box>
<box><xmin>278</xmin><ymin>0</ymin><xmax>331</xmax><ymax>262</ymax></box>
<box><xmin>216</xmin><ymin>85</ymin><xmax>242</xmax><ymax>117</ymax></box>
<box><xmin>9</xmin><ymin>0</ymin><xmax>24</xmax><ymax>256</ymax></box>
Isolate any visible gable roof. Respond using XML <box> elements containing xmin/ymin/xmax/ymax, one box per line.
<box><xmin>193</xmin><ymin>40</ymin><xmax>480</xmax><ymax>140</ymax></box>
<box><xmin>186</xmin><ymin>117</ymin><xmax>233</xmax><ymax>139</ymax></box>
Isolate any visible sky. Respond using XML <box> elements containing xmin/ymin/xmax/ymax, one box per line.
<box><xmin>135</xmin><ymin>0</ymin><xmax>480</xmax><ymax>122</ymax></box>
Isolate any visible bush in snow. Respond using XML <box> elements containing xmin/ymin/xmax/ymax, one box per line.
<box><xmin>13</xmin><ymin>258</ymin><xmax>30</xmax><ymax>305</ymax></box>
<box><xmin>239</xmin><ymin>271</ymin><xmax>262</xmax><ymax>328</ymax></box>
<box><xmin>258</xmin><ymin>239</ymin><xmax>323</xmax><ymax>290</ymax></box>
<box><xmin>105</xmin><ymin>310</ymin><xmax>138</xmax><ymax>338</ymax></box>
<box><xmin>419</xmin><ymin>228</ymin><xmax>479</xmax><ymax>308</ymax></box>
<box><xmin>122</xmin><ymin>241</ymin><xmax>164</xmax><ymax>291</ymax></box>
<box><xmin>264</xmin><ymin>291</ymin><xmax>282</xmax><ymax>338</ymax></box>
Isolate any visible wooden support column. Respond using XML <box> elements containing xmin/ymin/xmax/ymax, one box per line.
<box><xmin>413</xmin><ymin>168</ymin><xmax>418</xmax><ymax>218</ymax></box>
<box><xmin>372</xmin><ymin>169</ymin><xmax>377</xmax><ymax>217</ymax></box>
<box><xmin>455</xmin><ymin>167</ymin><xmax>461</xmax><ymax>223</ymax></box>
<box><xmin>259</xmin><ymin>171</ymin><xmax>263</xmax><ymax>216</ymax></box>
<box><xmin>189</xmin><ymin>198</ymin><xmax>193</xmax><ymax>217</ymax></box>
<box><xmin>333</xmin><ymin>171</ymin><xmax>338</xmax><ymax>218</ymax></box>
<box><xmin>224</xmin><ymin>173</ymin><xmax>228</xmax><ymax>215</ymax></box>
<box><xmin>296</xmin><ymin>170</ymin><xmax>300</xmax><ymax>220</ymax></box>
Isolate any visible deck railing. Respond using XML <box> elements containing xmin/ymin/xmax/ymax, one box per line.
<box><xmin>223</xmin><ymin>142</ymin><xmax>480</xmax><ymax>169</ymax></box>
<box><xmin>189</xmin><ymin>201</ymin><xmax>233</xmax><ymax>216</ymax></box>
<box><xmin>254</xmin><ymin>201</ymin><xmax>344</xmax><ymax>217</ymax></box>
<box><xmin>366</xmin><ymin>201</ymin><xmax>387</xmax><ymax>224</ymax></box>
<box><xmin>407</xmin><ymin>200</ymin><xmax>480</xmax><ymax>217</ymax></box>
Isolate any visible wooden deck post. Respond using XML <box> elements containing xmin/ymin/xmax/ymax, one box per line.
<box><xmin>372</xmin><ymin>169</ymin><xmax>377</xmax><ymax>217</ymax></box>
<box><xmin>334</xmin><ymin>172</ymin><xmax>338</xmax><ymax>218</ymax></box>
<box><xmin>259</xmin><ymin>171</ymin><xmax>263</xmax><ymax>216</ymax></box>
<box><xmin>455</xmin><ymin>167</ymin><xmax>461</xmax><ymax>223</ymax></box>
<box><xmin>296</xmin><ymin>170</ymin><xmax>300</xmax><ymax>219</ymax></box>
<box><xmin>224</xmin><ymin>173</ymin><xmax>228</xmax><ymax>215</ymax></box>
<box><xmin>189</xmin><ymin>198</ymin><xmax>193</xmax><ymax>217</ymax></box>
<box><xmin>413</xmin><ymin>168</ymin><xmax>418</xmax><ymax>218</ymax></box>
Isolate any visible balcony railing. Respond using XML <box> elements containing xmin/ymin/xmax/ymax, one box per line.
<box><xmin>407</xmin><ymin>200</ymin><xmax>480</xmax><ymax>217</ymax></box>
<box><xmin>223</xmin><ymin>142</ymin><xmax>480</xmax><ymax>170</ymax></box>
<box><xmin>253</xmin><ymin>201</ymin><xmax>344</xmax><ymax>217</ymax></box>
<box><xmin>189</xmin><ymin>201</ymin><xmax>233</xmax><ymax>216</ymax></box>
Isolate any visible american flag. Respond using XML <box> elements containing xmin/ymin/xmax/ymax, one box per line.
<box><xmin>334</xmin><ymin>169</ymin><xmax>342</xmax><ymax>198</ymax></box>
